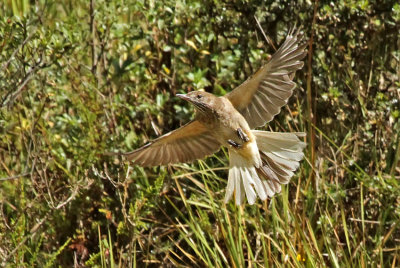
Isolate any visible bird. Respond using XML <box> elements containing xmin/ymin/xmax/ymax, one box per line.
<box><xmin>124</xmin><ymin>28</ymin><xmax>307</xmax><ymax>205</ymax></box>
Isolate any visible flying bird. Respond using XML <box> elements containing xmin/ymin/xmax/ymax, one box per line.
<box><xmin>125</xmin><ymin>28</ymin><xmax>307</xmax><ymax>205</ymax></box>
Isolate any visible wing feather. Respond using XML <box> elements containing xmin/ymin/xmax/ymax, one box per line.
<box><xmin>226</xmin><ymin>28</ymin><xmax>307</xmax><ymax>128</ymax></box>
<box><xmin>125</xmin><ymin>120</ymin><xmax>221</xmax><ymax>167</ymax></box>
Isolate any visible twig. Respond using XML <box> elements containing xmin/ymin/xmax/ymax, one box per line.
<box><xmin>390</xmin><ymin>123</ymin><xmax>400</xmax><ymax>176</ymax></box>
<box><xmin>349</xmin><ymin>218</ymin><xmax>380</xmax><ymax>224</ymax></box>
<box><xmin>120</xmin><ymin>166</ymin><xmax>135</xmax><ymax>227</ymax></box>
<box><xmin>0</xmin><ymin>172</ymin><xmax>31</xmax><ymax>181</ymax></box>
<box><xmin>55</xmin><ymin>186</ymin><xmax>81</xmax><ymax>209</ymax></box>
<box><xmin>306</xmin><ymin>0</ymin><xmax>319</xmax><ymax>185</ymax></box>
<box><xmin>254</xmin><ymin>15</ymin><xmax>276</xmax><ymax>51</ymax></box>
<box><xmin>90</xmin><ymin>0</ymin><xmax>98</xmax><ymax>79</ymax></box>
<box><xmin>0</xmin><ymin>202</ymin><xmax>11</xmax><ymax>230</ymax></box>
<box><xmin>1</xmin><ymin>63</ymin><xmax>41</xmax><ymax>107</ymax></box>
<box><xmin>1</xmin><ymin>30</ymin><xmax>36</xmax><ymax>72</ymax></box>
<box><xmin>1</xmin><ymin>214</ymin><xmax>49</xmax><ymax>264</ymax></box>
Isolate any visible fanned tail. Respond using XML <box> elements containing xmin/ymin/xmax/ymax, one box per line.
<box><xmin>224</xmin><ymin>131</ymin><xmax>306</xmax><ymax>205</ymax></box>
<box><xmin>224</xmin><ymin>151</ymin><xmax>266</xmax><ymax>205</ymax></box>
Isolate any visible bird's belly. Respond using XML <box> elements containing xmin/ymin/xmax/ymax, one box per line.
<box><xmin>210</xmin><ymin>124</ymin><xmax>241</xmax><ymax>145</ymax></box>
<box><xmin>236</xmin><ymin>139</ymin><xmax>261</xmax><ymax>166</ymax></box>
<box><xmin>218</xmin><ymin>126</ymin><xmax>238</xmax><ymax>143</ymax></box>
<box><xmin>213</xmin><ymin>124</ymin><xmax>260</xmax><ymax>163</ymax></box>
<box><xmin>200</xmin><ymin>119</ymin><xmax>261</xmax><ymax>166</ymax></box>
<box><xmin>202</xmin><ymin>117</ymin><xmax>247</xmax><ymax>144</ymax></box>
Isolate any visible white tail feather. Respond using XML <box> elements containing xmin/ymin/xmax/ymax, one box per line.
<box><xmin>224</xmin><ymin>130</ymin><xmax>306</xmax><ymax>205</ymax></box>
<box><xmin>225</xmin><ymin>152</ymin><xmax>267</xmax><ymax>205</ymax></box>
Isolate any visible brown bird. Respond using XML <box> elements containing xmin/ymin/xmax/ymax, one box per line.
<box><xmin>125</xmin><ymin>28</ymin><xmax>307</xmax><ymax>205</ymax></box>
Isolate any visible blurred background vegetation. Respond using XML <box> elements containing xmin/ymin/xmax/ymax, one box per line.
<box><xmin>1</xmin><ymin>0</ymin><xmax>399</xmax><ymax>266</ymax></box>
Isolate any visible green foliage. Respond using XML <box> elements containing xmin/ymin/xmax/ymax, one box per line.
<box><xmin>1</xmin><ymin>0</ymin><xmax>399</xmax><ymax>266</ymax></box>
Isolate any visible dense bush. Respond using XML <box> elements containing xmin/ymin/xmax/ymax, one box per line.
<box><xmin>1</xmin><ymin>0</ymin><xmax>399</xmax><ymax>266</ymax></box>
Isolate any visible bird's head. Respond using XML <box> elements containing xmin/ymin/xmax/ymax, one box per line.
<box><xmin>176</xmin><ymin>91</ymin><xmax>218</xmax><ymax>115</ymax></box>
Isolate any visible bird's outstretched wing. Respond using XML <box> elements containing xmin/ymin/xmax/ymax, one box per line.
<box><xmin>225</xmin><ymin>28</ymin><xmax>307</xmax><ymax>129</ymax></box>
<box><xmin>124</xmin><ymin>120</ymin><xmax>221</xmax><ymax>166</ymax></box>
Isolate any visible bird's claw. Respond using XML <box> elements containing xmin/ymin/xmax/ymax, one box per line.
<box><xmin>237</xmin><ymin>128</ymin><xmax>249</xmax><ymax>142</ymax></box>
<box><xmin>228</xmin><ymin>139</ymin><xmax>241</xmax><ymax>149</ymax></box>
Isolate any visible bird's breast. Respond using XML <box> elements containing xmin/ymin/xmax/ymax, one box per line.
<box><xmin>195</xmin><ymin>98</ymin><xmax>261</xmax><ymax>165</ymax></box>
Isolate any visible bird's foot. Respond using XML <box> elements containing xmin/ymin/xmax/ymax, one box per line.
<box><xmin>228</xmin><ymin>139</ymin><xmax>241</xmax><ymax>149</ymax></box>
<box><xmin>237</xmin><ymin>128</ymin><xmax>249</xmax><ymax>142</ymax></box>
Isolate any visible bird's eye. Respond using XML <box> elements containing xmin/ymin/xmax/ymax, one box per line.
<box><xmin>197</xmin><ymin>95</ymin><xmax>202</xmax><ymax>99</ymax></box>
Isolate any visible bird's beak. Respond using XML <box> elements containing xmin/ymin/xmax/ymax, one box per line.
<box><xmin>176</xmin><ymin>94</ymin><xmax>191</xmax><ymax>102</ymax></box>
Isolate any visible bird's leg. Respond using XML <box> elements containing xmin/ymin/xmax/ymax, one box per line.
<box><xmin>228</xmin><ymin>139</ymin><xmax>241</xmax><ymax>149</ymax></box>
<box><xmin>236</xmin><ymin>128</ymin><xmax>249</xmax><ymax>142</ymax></box>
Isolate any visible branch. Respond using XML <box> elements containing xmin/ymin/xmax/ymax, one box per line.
<box><xmin>0</xmin><ymin>172</ymin><xmax>31</xmax><ymax>181</ymax></box>
<box><xmin>1</xmin><ymin>63</ymin><xmax>42</xmax><ymax>107</ymax></box>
